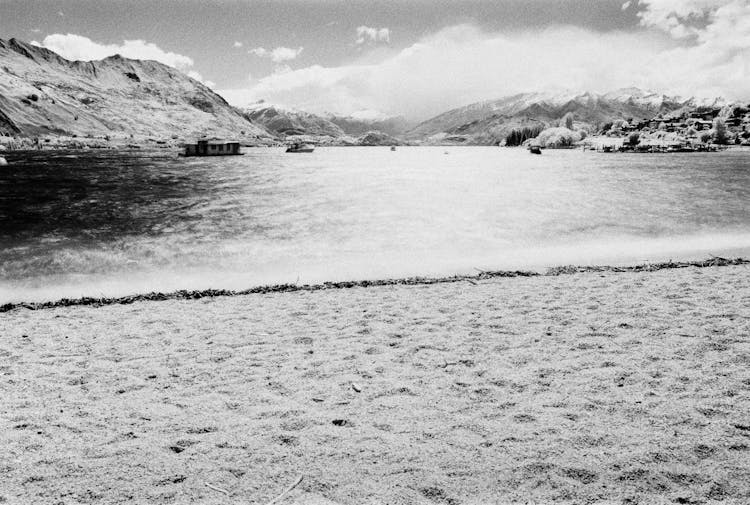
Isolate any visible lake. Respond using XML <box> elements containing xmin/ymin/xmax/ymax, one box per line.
<box><xmin>1</xmin><ymin>146</ymin><xmax>749</xmax><ymax>303</ymax></box>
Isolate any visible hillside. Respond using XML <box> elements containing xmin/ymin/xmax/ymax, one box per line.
<box><xmin>407</xmin><ymin>89</ymin><xmax>705</xmax><ymax>145</ymax></box>
<box><xmin>0</xmin><ymin>38</ymin><xmax>271</xmax><ymax>141</ymax></box>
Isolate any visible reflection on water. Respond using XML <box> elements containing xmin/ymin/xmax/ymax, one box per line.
<box><xmin>1</xmin><ymin>146</ymin><xmax>749</xmax><ymax>302</ymax></box>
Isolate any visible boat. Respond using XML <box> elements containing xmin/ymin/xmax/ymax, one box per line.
<box><xmin>183</xmin><ymin>139</ymin><xmax>243</xmax><ymax>157</ymax></box>
<box><xmin>286</xmin><ymin>142</ymin><xmax>315</xmax><ymax>153</ymax></box>
<box><xmin>0</xmin><ymin>156</ymin><xmax>7</xmax><ymax>166</ymax></box>
<box><xmin>390</xmin><ymin>146</ymin><xmax>396</xmax><ymax>151</ymax></box>
<box><xmin>529</xmin><ymin>145</ymin><xmax>542</xmax><ymax>155</ymax></box>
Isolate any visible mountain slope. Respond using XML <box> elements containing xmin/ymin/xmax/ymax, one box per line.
<box><xmin>0</xmin><ymin>38</ymin><xmax>271</xmax><ymax>140</ymax></box>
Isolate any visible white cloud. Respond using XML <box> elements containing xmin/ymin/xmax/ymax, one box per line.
<box><xmin>635</xmin><ymin>0</ymin><xmax>731</xmax><ymax>38</ymax></box>
<box><xmin>356</xmin><ymin>26</ymin><xmax>390</xmax><ymax>45</ymax></box>
<box><xmin>233</xmin><ymin>41</ymin><xmax>243</xmax><ymax>48</ymax></box>
<box><xmin>249</xmin><ymin>46</ymin><xmax>303</xmax><ymax>63</ymax></box>
<box><xmin>219</xmin><ymin>2</ymin><xmax>750</xmax><ymax>120</ymax></box>
<box><xmin>220</xmin><ymin>25</ymin><xmax>670</xmax><ymax>119</ymax></box>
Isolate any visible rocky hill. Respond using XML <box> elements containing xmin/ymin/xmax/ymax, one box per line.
<box><xmin>0</xmin><ymin>38</ymin><xmax>271</xmax><ymax>141</ymax></box>
<box><xmin>406</xmin><ymin>89</ymin><xmax>716</xmax><ymax>145</ymax></box>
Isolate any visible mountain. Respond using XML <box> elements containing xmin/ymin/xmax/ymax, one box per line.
<box><xmin>326</xmin><ymin>113</ymin><xmax>412</xmax><ymax>137</ymax></box>
<box><xmin>242</xmin><ymin>104</ymin><xmax>345</xmax><ymax>138</ymax></box>
<box><xmin>407</xmin><ymin>89</ymin><xmax>703</xmax><ymax>144</ymax></box>
<box><xmin>0</xmin><ymin>38</ymin><xmax>271</xmax><ymax>141</ymax></box>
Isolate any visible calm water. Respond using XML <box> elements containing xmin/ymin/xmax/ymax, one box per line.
<box><xmin>1</xmin><ymin>146</ymin><xmax>749</xmax><ymax>303</ymax></box>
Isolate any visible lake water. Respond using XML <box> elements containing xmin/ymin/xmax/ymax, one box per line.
<box><xmin>1</xmin><ymin>146</ymin><xmax>749</xmax><ymax>303</ymax></box>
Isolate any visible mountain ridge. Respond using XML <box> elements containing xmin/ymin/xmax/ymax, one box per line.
<box><xmin>0</xmin><ymin>38</ymin><xmax>271</xmax><ymax>141</ymax></box>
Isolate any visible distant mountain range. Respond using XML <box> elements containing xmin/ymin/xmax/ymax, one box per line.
<box><xmin>242</xmin><ymin>103</ymin><xmax>411</xmax><ymax>139</ymax></box>
<box><xmin>0</xmin><ymin>38</ymin><xmax>271</xmax><ymax>141</ymax></box>
<box><xmin>0</xmin><ymin>37</ymin><xmax>741</xmax><ymax>146</ymax></box>
<box><xmin>405</xmin><ymin>89</ymin><xmax>730</xmax><ymax>144</ymax></box>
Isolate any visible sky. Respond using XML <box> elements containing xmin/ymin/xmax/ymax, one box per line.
<box><xmin>2</xmin><ymin>0</ymin><xmax>750</xmax><ymax>119</ymax></box>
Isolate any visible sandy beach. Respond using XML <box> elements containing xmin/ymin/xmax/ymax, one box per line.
<box><xmin>1</xmin><ymin>264</ymin><xmax>749</xmax><ymax>504</ymax></box>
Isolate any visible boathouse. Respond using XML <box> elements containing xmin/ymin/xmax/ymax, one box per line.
<box><xmin>184</xmin><ymin>139</ymin><xmax>241</xmax><ymax>156</ymax></box>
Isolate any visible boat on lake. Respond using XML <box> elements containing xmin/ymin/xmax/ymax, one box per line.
<box><xmin>286</xmin><ymin>142</ymin><xmax>315</xmax><ymax>153</ymax></box>
<box><xmin>529</xmin><ymin>145</ymin><xmax>542</xmax><ymax>155</ymax></box>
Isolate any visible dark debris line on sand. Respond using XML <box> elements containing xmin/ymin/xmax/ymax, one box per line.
<box><xmin>1</xmin><ymin>256</ymin><xmax>747</xmax><ymax>313</ymax></box>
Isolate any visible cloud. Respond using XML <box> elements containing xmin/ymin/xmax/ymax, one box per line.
<box><xmin>219</xmin><ymin>2</ymin><xmax>750</xmax><ymax>120</ymax></box>
<box><xmin>356</xmin><ymin>26</ymin><xmax>390</xmax><ymax>45</ymax></box>
<box><xmin>635</xmin><ymin>0</ymin><xmax>732</xmax><ymax>38</ymax></box>
<box><xmin>31</xmin><ymin>33</ymin><xmax>215</xmax><ymax>88</ymax></box>
<box><xmin>249</xmin><ymin>46</ymin><xmax>303</xmax><ymax>63</ymax></box>
<box><xmin>233</xmin><ymin>41</ymin><xmax>243</xmax><ymax>48</ymax></box>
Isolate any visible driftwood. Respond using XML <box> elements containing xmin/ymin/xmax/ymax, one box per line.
<box><xmin>1</xmin><ymin>257</ymin><xmax>747</xmax><ymax>313</ymax></box>
<box><xmin>265</xmin><ymin>475</ymin><xmax>303</xmax><ymax>505</ymax></box>
<box><xmin>204</xmin><ymin>482</ymin><xmax>230</xmax><ymax>496</ymax></box>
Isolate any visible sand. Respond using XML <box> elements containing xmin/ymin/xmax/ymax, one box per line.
<box><xmin>1</xmin><ymin>264</ymin><xmax>749</xmax><ymax>505</ymax></box>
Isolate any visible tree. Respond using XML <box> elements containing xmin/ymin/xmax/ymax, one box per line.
<box><xmin>504</xmin><ymin>125</ymin><xmax>544</xmax><ymax>146</ymax></box>
<box><xmin>561</xmin><ymin>112</ymin><xmax>574</xmax><ymax>130</ymax></box>
<box><xmin>712</xmin><ymin>117</ymin><xmax>729</xmax><ymax>144</ymax></box>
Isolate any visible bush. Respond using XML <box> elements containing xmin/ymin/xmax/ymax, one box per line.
<box><xmin>534</xmin><ymin>127</ymin><xmax>582</xmax><ymax>148</ymax></box>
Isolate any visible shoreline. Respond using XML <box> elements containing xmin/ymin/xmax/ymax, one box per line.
<box><xmin>2</xmin><ymin>256</ymin><xmax>746</xmax><ymax>313</ymax></box>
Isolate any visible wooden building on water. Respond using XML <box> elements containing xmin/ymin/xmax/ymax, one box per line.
<box><xmin>184</xmin><ymin>139</ymin><xmax>242</xmax><ymax>156</ymax></box>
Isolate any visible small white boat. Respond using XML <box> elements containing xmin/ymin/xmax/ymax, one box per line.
<box><xmin>0</xmin><ymin>156</ymin><xmax>7</xmax><ymax>166</ymax></box>
<box><xmin>286</xmin><ymin>142</ymin><xmax>315</xmax><ymax>153</ymax></box>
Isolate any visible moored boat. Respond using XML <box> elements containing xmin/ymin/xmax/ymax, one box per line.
<box><xmin>286</xmin><ymin>142</ymin><xmax>315</xmax><ymax>153</ymax></box>
<box><xmin>529</xmin><ymin>145</ymin><xmax>542</xmax><ymax>155</ymax></box>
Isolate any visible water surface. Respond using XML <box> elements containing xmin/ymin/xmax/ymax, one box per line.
<box><xmin>1</xmin><ymin>146</ymin><xmax>749</xmax><ymax>303</ymax></box>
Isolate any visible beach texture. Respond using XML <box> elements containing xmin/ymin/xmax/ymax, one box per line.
<box><xmin>1</xmin><ymin>264</ymin><xmax>749</xmax><ymax>504</ymax></box>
